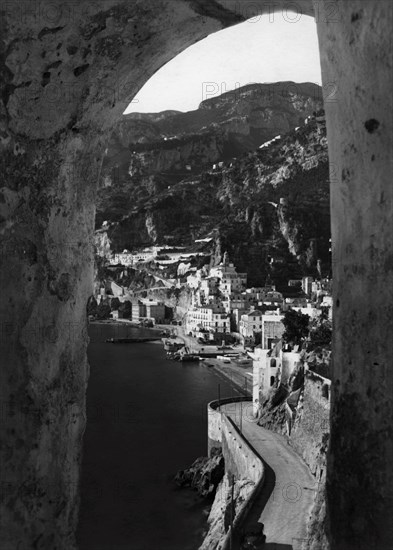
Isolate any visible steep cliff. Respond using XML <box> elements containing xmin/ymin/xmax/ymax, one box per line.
<box><xmin>96</xmin><ymin>82</ymin><xmax>330</xmax><ymax>287</ymax></box>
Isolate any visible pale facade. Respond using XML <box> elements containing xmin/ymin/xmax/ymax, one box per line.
<box><xmin>252</xmin><ymin>344</ymin><xmax>301</xmax><ymax>415</ymax></box>
<box><xmin>131</xmin><ymin>300</ymin><xmax>145</xmax><ymax>322</ymax></box>
<box><xmin>109</xmin><ymin>249</ymin><xmax>154</xmax><ymax>266</ymax></box>
<box><xmin>261</xmin><ymin>314</ymin><xmax>285</xmax><ymax>349</ymax></box>
<box><xmin>222</xmin><ymin>293</ymin><xmax>249</xmax><ymax>314</ymax></box>
<box><xmin>210</xmin><ymin>262</ymin><xmax>247</xmax><ymax>296</ymax></box>
<box><xmin>239</xmin><ymin>310</ymin><xmax>264</xmax><ymax>339</ymax></box>
<box><xmin>186</xmin><ymin>306</ymin><xmax>230</xmax><ymax>334</ymax></box>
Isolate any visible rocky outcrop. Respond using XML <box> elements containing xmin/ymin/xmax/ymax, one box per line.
<box><xmin>199</xmin><ymin>473</ymin><xmax>256</xmax><ymax>550</ymax></box>
<box><xmin>174</xmin><ymin>448</ymin><xmax>225</xmax><ymax>498</ymax></box>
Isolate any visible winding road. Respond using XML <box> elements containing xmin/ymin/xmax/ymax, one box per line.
<box><xmin>219</xmin><ymin>403</ymin><xmax>317</xmax><ymax>550</ymax></box>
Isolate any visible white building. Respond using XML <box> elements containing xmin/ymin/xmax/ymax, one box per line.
<box><xmin>222</xmin><ymin>293</ymin><xmax>249</xmax><ymax>314</ymax></box>
<box><xmin>186</xmin><ymin>305</ymin><xmax>230</xmax><ymax>335</ymax></box>
<box><xmin>252</xmin><ymin>342</ymin><xmax>301</xmax><ymax>415</ymax></box>
<box><xmin>245</xmin><ymin>287</ymin><xmax>266</xmax><ymax>301</ymax></box>
<box><xmin>261</xmin><ymin>313</ymin><xmax>285</xmax><ymax>349</ymax></box>
<box><xmin>252</xmin><ymin>346</ymin><xmax>278</xmax><ymax>413</ymax></box>
<box><xmin>187</xmin><ymin>271</ymin><xmax>220</xmax><ymax>307</ymax></box>
<box><xmin>210</xmin><ymin>258</ymin><xmax>247</xmax><ymax>297</ymax></box>
<box><xmin>302</xmin><ymin>276</ymin><xmax>314</xmax><ymax>296</ymax></box>
<box><xmin>239</xmin><ymin>310</ymin><xmax>264</xmax><ymax>339</ymax></box>
<box><xmin>109</xmin><ymin>248</ymin><xmax>155</xmax><ymax>266</ymax></box>
<box><xmin>110</xmin><ymin>249</ymin><xmax>134</xmax><ymax>266</ymax></box>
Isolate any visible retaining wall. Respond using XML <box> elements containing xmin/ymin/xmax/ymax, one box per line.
<box><xmin>207</xmin><ymin>398</ymin><xmax>265</xmax><ymax>548</ymax></box>
<box><xmin>207</xmin><ymin>397</ymin><xmax>251</xmax><ymax>455</ymax></box>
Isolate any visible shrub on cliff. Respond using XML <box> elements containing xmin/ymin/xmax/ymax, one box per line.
<box><xmin>119</xmin><ymin>300</ymin><xmax>131</xmax><ymax>319</ymax></box>
<box><xmin>282</xmin><ymin>309</ymin><xmax>310</xmax><ymax>346</ymax></box>
<box><xmin>96</xmin><ymin>302</ymin><xmax>111</xmax><ymax>320</ymax></box>
<box><xmin>174</xmin><ymin>448</ymin><xmax>224</xmax><ymax>499</ymax></box>
<box><xmin>308</xmin><ymin>308</ymin><xmax>332</xmax><ymax>350</ymax></box>
<box><xmin>110</xmin><ymin>297</ymin><xmax>120</xmax><ymax>311</ymax></box>
<box><xmin>87</xmin><ymin>295</ymin><xmax>98</xmax><ymax>317</ymax></box>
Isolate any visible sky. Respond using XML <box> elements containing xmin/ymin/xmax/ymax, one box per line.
<box><xmin>124</xmin><ymin>14</ymin><xmax>321</xmax><ymax>114</ymax></box>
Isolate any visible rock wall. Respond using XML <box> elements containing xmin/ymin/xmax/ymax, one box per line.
<box><xmin>199</xmin><ymin>473</ymin><xmax>256</xmax><ymax>550</ymax></box>
<box><xmin>97</xmin><ymin>117</ymin><xmax>332</xmax><ymax>286</ymax></box>
<box><xmin>316</xmin><ymin>2</ymin><xmax>393</xmax><ymax>548</ymax></box>
<box><xmin>290</xmin><ymin>370</ymin><xmax>331</xmax><ymax>481</ymax></box>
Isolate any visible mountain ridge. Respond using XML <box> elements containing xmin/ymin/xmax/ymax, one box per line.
<box><xmin>96</xmin><ymin>81</ymin><xmax>330</xmax><ymax>287</ymax></box>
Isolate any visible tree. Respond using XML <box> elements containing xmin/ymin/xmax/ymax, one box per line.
<box><xmin>308</xmin><ymin>308</ymin><xmax>332</xmax><ymax>349</ymax></box>
<box><xmin>96</xmin><ymin>302</ymin><xmax>111</xmax><ymax>320</ymax></box>
<box><xmin>110</xmin><ymin>297</ymin><xmax>120</xmax><ymax>311</ymax></box>
<box><xmin>282</xmin><ymin>309</ymin><xmax>310</xmax><ymax>346</ymax></box>
<box><xmin>86</xmin><ymin>295</ymin><xmax>98</xmax><ymax>317</ymax></box>
<box><xmin>119</xmin><ymin>300</ymin><xmax>131</xmax><ymax>319</ymax></box>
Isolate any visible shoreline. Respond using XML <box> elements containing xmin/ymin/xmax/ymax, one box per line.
<box><xmin>156</xmin><ymin>323</ymin><xmax>253</xmax><ymax>399</ymax></box>
<box><xmin>91</xmin><ymin>319</ymin><xmax>252</xmax><ymax>397</ymax></box>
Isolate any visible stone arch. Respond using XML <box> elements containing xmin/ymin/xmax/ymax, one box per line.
<box><xmin>0</xmin><ymin>1</ymin><xmax>392</xmax><ymax>549</ymax></box>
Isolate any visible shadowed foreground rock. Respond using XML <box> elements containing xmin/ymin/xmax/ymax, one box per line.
<box><xmin>174</xmin><ymin>447</ymin><xmax>224</xmax><ymax>498</ymax></box>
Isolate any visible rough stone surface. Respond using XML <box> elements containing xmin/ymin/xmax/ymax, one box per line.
<box><xmin>316</xmin><ymin>2</ymin><xmax>393</xmax><ymax>549</ymax></box>
<box><xmin>97</xmin><ymin>105</ymin><xmax>331</xmax><ymax>286</ymax></box>
<box><xmin>0</xmin><ymin>1</ymin><xmax>392</xmax><ymax>549</ymax></box>
<box><xmin>291</xmin><ymin>371</ymin><xmax>330</xmax><ymax>480</ymax></box>
<box><xmin>174</xmin><ymin>448</ymin><xmax>225</xmax><ymax>498</ymax></box>
<box><xmin>198</xmin><ymin>473</ymin><xmax>255</xmax><ymax>550</ymax></box>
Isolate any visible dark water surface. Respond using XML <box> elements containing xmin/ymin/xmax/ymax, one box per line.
<box><xmin>77</xmin><ymin>323</ymin><xmax>234</xmax><ymax>550</ymax></box>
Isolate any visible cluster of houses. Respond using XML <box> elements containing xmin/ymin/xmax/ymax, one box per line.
<box><xmin>101</xmin><ymin>248</ymin><xmax>332</xmax><ymax>353</ymax></box>
<box><xmin>184</xmin><ymin>253</ymin><xmax>332</xmax><ymax>345</ymax></box>
<box><xmin>182</xmin><ymin>253</ymin><xmax>332</xmax><ymax>421</ymax></box>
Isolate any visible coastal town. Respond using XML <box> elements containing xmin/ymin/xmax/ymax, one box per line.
<box><xmin>90</xmin><ymin>241</ymin><xmax>333</xmax><ymax>422</ymax></box>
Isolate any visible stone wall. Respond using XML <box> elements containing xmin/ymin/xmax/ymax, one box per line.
<box><xmin>207</xmin><ymin>397</ymin><xmax>253</xmax><ymax>454</ymax></box>
<box><xmin>221</xmin><ymin>414</ymin><xmax>264</xmax><ymax>486</ymax></box>
<box><xmin>208</xmin><ymin>403</ymin><xmax>223</xmax><ymax>454</ymax></box>
<box><xmin>204</xmin><ymin>399</ymin><xmax>265</xmax><ymax>550</ymax></box>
